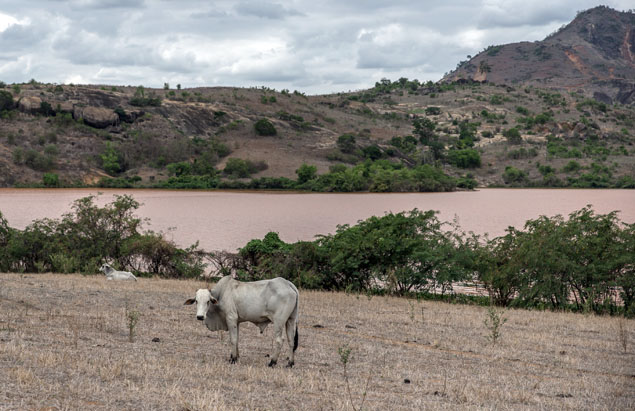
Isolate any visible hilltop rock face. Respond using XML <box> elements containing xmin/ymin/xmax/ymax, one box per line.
<box><xmin>443</xmin><ymin>6</ymin><xmax>635</xmax><ymax>103</ymax></box>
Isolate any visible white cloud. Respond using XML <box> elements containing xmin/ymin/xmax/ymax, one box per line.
<box><xmin>0</xmin><ymin>1</ymin><xmax>631</xmax><ymax>94</ymax></box>
<box><xmin>0</xmin><ymin>11</ymin><xmax>20</xmax><ymax>31</ymax></box>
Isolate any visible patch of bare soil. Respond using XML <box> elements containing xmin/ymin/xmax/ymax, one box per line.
<box><xmin>0</xmin><ymin>273</ymin><xmax>633</xmax><ymax>410</ymax></box>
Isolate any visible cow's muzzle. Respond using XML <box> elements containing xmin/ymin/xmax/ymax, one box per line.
<box><xmin>196</xmin><ymin>315</ymin><xmax>204</xmax><ymax>321</ymax></box>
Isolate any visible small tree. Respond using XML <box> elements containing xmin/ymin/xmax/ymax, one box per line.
<box><xmin>337</xmin><ymin>134</ymin><xmax>357</xmax><ymax>153</ymax></box>
<box><xmin>503</xmin><ymin>128</ymin><xmax>522</xmax><ymax>144</ymax></box>
<box><xmin>413</xmin><ymin>117</ymin><xmax>436</xmax><ymax>144</ymax></box>
<box><xmin>101</xmin><ymin>143</ymin><xmax>122</xmax><ymax>175</ymax></box>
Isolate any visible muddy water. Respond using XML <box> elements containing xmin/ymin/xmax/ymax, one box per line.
<box><xmin>0</xmin><ymin>188</ymin><xmax>633</xmax><ymax>251</ymax></box>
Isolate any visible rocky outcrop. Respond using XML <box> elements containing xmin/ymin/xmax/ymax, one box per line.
<box><xmin>73</xmin><ymin>106</ymin><xmax>119</xmax><ymax>128</ymax></box>
<box><xmin>18</xmin><ymin>96</ymin><xmax>42</xmax><ymax>113</ymax></box>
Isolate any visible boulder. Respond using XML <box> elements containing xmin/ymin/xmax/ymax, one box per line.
<box><xmin>73</xmin><ymin>106</ymin><xmax>118</xmax><ymax>128</ymax></box>
<box><xmin>18</xmin><ymin>96</ymin><xmax>42</xmax><ymax>113</ymax></box>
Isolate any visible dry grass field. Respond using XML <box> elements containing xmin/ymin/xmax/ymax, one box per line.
<box><xmin>0</xmin><ymin>273</ymin><xmax>633</xmax><ymax>410</ymax></box>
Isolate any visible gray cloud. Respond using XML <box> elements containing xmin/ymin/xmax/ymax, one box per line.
<box><xmin>234</xmin><ymin>1</ymin><xmax>302</xmax><ymax>20</ymax></box>
<box><xmin>0</xmin><ymin>0</ymin><xmax>632</xmax><ymax>94</ymax></box>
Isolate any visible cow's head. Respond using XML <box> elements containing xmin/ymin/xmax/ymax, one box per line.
<box><xmin>184</xmin><ymin>289</ymin><xmax>218</xmax><ymax>321</ymax></box>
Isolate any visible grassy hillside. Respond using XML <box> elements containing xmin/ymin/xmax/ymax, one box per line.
<box><xmin>1</xmin><ymin>79</ymin><xmax>634</xmax><ymax>189</ymax></box>
<box><xmin>0</xmin><ymin>273</ymin><xmax>633</xmax><ymax>409</ymax></box>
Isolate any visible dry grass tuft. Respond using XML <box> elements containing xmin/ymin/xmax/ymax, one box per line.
<box><xmin>0</xmin><ymin>273</ymin><xmax>634</xmax><ymax>410</ymax></box>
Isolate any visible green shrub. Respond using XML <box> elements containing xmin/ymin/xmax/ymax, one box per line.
<box><xmin>502</xmin><ymin>166</ymin><xmax>527</xmax><ymax>184</ymax></box>
<box><xmin>562</xmin><ymin>160</ymin><xmax>582</xmax><ymax>173</ymax></box>
<box><xmin>43</xmin><ymin>173</ymin><xmax>60</xmax><ymax>187</ymax></box>
<box><xmin>254</xmin><ymin>118</ymin><xmax>277</xmax><ymax>136</ymax></box>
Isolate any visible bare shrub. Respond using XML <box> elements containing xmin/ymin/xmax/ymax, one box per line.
<box><xmin>617</xmin><ymin>317</ymin><xmax>629</xmax><ymax>353</ymax></box>
<box><xmin>484</xmin><ymin>305</ymin><xmax>507</xmax><ymax>345</ymax></box>
<box><xmin>338</xmin><ymin>344</ymin><xmax>371</xmax><ymax>411</ymax></box>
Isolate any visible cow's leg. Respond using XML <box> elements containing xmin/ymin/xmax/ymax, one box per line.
<box><xmin>228</xmin><ymin>322</ymin><xmax>239</xmax><ymax>364</ymax></box>
<box><xmin>268</xmin><ymin>322</ymin><xmax>285</xmax><ymax>367</ymax></box>
<box><xmin>285</xmin><ymin>318</ymin><xmax>296</xmax><ymax>368</ymax></box>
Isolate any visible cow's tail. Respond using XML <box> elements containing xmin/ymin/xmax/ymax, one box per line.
<box><xmin>292</xmin><ymin>286</ymin><xmax>299</xmax><ymax>352</ymax></box>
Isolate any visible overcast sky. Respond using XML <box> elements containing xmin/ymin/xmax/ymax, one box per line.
<box><xmin>0</xmin><ymin>1</ymin><xmax>632</xmax><ymax>95</ymax></box>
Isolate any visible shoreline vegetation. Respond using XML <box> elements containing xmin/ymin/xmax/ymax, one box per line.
<box><xmin>1</xmin><ymin>194</ymin><xmax>632</xmax><ymax>317</ymax></box>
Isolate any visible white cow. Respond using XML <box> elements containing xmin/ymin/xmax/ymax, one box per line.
<box><xmin>99</xmin><ymin>264</ymin><xmax>137</xmax><ymax>281</ymax></box>
<box><xmin>184</xmin><ymin>276</ymin><xmax>299</xmax><ymax>367</ymax></box>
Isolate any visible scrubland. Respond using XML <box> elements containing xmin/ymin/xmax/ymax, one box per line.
<box><xmin>0</xmin><ymin>273</ymin><xmax>633</xmax><ymax>410</ymax></box>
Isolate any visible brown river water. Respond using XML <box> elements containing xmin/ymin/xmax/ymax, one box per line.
<box><xmin>0</xmin><ymin>188</ymin><xmax>633</xmax><ymax>252</ymax></box>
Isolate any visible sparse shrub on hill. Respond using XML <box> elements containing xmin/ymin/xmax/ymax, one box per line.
<box><xmin>562</xmin><ymin>160</ymin><xmax>582</xmax><ymax>173</ymax></box>
<box><xmin>223</xmin><ymin>158</ymin><xmax>268</xmax><ymax>179</ymax></box>
<box><xmin>254</xmin><ymin>118</ymin><xmax>277</xmax><ymax>136</ymax></box>
<box><xmin>337</xmin><ymin>133</ymin><xmax>357</xmax><ymax>153</ymax></box>
<box><xmin>129</xmin><ymin>86</ymin><xmax>161</xmax><ymax>107</ymax></box>
<box><xmin>503</xmin><ymin>128</ymin><xmax>522</xmax><ymax>144</ymax></box>
<box><xmin>502</xmin><ymin>166</ymin><xmax>527</xmax><ymax>185</ymax></box>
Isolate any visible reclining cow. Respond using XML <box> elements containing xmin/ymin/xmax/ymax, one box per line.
<box><xmin>184</xmin><ymin>276</ymin><xmax>299</xmax><ymax>367</ymax></box>
<box><xmin>99</xmin><ymin>264</ymin><xmax>137</xmax><ymax>281</ymax></box>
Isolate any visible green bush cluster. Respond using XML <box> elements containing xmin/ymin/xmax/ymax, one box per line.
<box><xmin>0</xmin><ymin>195</ymin><xmax>206</xmax><ymax>277</ymax></box>
<box><xmin>447</xmin><ymin>148</ymin><xmax>481</xmax><ymax>168</ymax></box>
<box><xmin>295</xmin><ymin>161</ymin><xmax>457</xmax><ymax>192</ymax></box>
<box><xmin>479</xmin><ymin>207</ymin><xmax>634</xmax><ymax>316</ymax></box>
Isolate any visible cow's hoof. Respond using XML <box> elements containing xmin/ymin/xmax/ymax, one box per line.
<box><xmin>268</xmin><ymin>359</ymin><xmax>277</xmax><ymax>367</ymax></box>
<box><xmin>229</xmin><ymin>355</ymin><xmax>238</xmax><ymax>364</ymax></box>
<box><xmin>286</xmin><ymin>361</ymin><xmax>294</xmax><ymax>368</ymax></box>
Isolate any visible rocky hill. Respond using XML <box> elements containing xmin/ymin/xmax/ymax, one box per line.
<box><xmin>444</xmin><ymin>6</ymin><xmax>635</xmax><ymax>105</ymax></box>
<box><xmin>0</xmin><ymin>6</ymin><xmax>633</xmax><ymax>190</ymax></box>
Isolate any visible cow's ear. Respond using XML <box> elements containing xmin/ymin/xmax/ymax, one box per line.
<box><xmin>184</xmin><ymin>298</ymin><xmax>196</xmax><ymax>305</ymax></box>
<box><xmin>210</xmin><ymin>297</ymin><xmax>218</xmax><ymax>305</ymax></box>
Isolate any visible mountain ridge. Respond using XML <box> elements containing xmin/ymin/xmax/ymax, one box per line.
<box><xmin>443</xmin><ymin>6</ymin><xmax>635</xmax><ymax>104</ymax></box>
